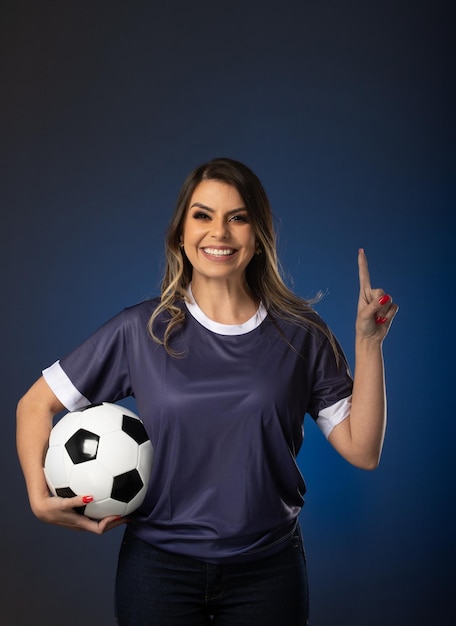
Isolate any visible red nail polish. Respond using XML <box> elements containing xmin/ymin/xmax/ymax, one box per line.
<box><xmin>376</xmin><ymin>316</ymin><xmax>388</xmax><ymax>325</ymax></box>
<box><xmin>82</xmin><ymin>496</ymin><xmax>94</xmax><ymax>504</ymax></box>
<box><xmin>378</xmin><ymin>295</ymin><xmax>391</xmax><ymax>306</ymax></box>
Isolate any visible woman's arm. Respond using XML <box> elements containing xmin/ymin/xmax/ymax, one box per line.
<box><xmin>328</xmin><ymin>249</ymin><xmax>399</xmax><ymax>469</ymax></box>
<box><xmin>16</xmin><ymin>376</ymin><xmax>126</xmax><ymax>533</ymax></box>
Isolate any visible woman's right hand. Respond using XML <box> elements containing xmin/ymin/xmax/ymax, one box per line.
<box><xmin>31</xmin><ymin>491</ymin><xmax>128</xmax><ymax>534</ymax></box>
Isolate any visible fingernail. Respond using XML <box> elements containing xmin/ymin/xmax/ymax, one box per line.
<box><xmin>378</xmin><ymin>295</ymin><xmax>391</xmax><ymax>306</ymax></box>
<box><xmin>376</xmin><ymin>316</ymin><xmax>388</xmax><ymax>325</ymax></box>
<box><xmin>82</xmin><ymin>496</ymin><xmax>94</xmax><ymax>504</ymax></box>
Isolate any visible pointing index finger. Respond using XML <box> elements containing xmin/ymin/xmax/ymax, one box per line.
<box><xmin>358</xmin><ymin>248</ymin><xmax>372</xmax><ymax>293</ymax></box>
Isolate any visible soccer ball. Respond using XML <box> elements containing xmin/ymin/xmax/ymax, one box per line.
<box><xmin>44</xmin><ymin>402</ymin><xmax>154</xmax><ymax>520</ymax></box>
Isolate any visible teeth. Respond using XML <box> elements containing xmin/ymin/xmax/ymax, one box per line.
<box><xmin>203</xmin><ymin>248</ymin><xmax>235</xmax><ymax>256</ymax></box>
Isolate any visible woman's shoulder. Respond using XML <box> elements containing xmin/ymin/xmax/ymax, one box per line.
<box><xmin>118</xmin><ymin>296</ymin><xmax>166</xmax><ymax>324</ymax></box>
<box><xmin>268</xmin><ymin>303</ymin><xmax>328</xmax><ymax>332</ymax></box>
<box><xmin>121</xmin><ymin>296</ymin><xmax>187</xmax><ymax>325</ymax></box>
<box><xmin>267</xmin><ymin>305</ymin><xmax>339</xmax><ymax>355</ymax></box>
<box><xmin>123</xmin><ymin>296</ymin><xmax>161</xmax><ymax>315</ymax></box>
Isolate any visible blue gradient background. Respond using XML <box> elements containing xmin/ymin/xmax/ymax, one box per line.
<box><xmin>1</xmin><ymin>1</ymin><xmax>453</xmax><ymax>624</ymax></box>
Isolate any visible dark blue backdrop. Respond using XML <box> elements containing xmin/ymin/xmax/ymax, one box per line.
<box><xmin>1</xmin><ymin>1</ymin><xmax>454</xmax><ymax>624</ymax></box>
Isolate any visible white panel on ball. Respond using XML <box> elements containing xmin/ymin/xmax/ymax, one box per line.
<box><xmin>97</xmin><ymin>431</ymin><xmax>139</xmax><ymax>475</ymax></box>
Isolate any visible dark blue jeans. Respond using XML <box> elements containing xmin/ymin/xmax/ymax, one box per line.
<box><xmin>115</xmin><ymin>527</ymin><xmax>309</xmax><ymax>625</ymax></box>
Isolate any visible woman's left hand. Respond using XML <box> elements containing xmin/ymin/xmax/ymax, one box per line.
<box><xmin>356</xmin><ymin>248</ymin><xmax>399</xmax><ymax>342</ymax></box>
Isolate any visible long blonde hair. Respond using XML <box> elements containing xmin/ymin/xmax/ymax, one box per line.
<box><xmin>148</xmin><ymin>157</ymin><xmax>338</xmax><ymax>357</ymax></box>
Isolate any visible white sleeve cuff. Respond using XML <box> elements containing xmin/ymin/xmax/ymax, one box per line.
<box><xmin>317</xmin><ymin>395</ymin><xmax>352</xmax><ymax>438</ymax></box>
<box><xmin>42</xmin><ymin>360</ymin><xmax>91</xmax><ymax>412</ymax></box>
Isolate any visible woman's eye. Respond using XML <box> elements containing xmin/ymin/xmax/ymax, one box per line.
<box><xmin>230</xmin><ymin>214</ymin><xmax>249</xmax><ymax>222</ymax></box>
<box><xmin>193</xmin><ymin>212</ymin><xmax>211</xmax><ymax>220</ymax></box>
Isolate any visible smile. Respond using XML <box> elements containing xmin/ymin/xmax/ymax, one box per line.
<box><xmin>202</xmin><ymin>248</ymin><xmax>236</xmax><ymax>257</ymax></box>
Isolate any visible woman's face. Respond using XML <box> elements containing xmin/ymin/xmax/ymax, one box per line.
<box><xmin>181</xmin><ymin>180</ymin><xmax>256</xmax><ymax>286</ymax></box>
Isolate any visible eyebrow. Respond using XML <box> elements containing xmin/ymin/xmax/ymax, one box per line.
<box><xmin>190</xmin><ymin>202</ymin><xmax>247</xmax><ymax>215</ymax></box>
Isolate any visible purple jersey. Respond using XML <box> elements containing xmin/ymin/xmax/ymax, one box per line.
<box><xmin>43</xmin><ymin>293</ymin><xmax>352</xmax><ymax>563</ymax></box>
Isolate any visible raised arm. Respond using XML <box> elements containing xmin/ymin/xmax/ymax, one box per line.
<box><xmin>328</xmin><ymin>249</ymin><xmax>399</xmax><ymax>469</ymax></box>
<box><xmin>16</xmin><ymin>376</ymin><xmax>126</xmax><ymax>533</ymax></box>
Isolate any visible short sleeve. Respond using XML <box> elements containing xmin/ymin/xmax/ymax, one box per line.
<box><xmin>43</xmin><ymin>309</ymin><xmax>133</xmax><ymax>409</ymax></box>
<box><xmin>307</xmin><ymin>334</ymin><xmax>353</xmax><ymax>438</ymax></box>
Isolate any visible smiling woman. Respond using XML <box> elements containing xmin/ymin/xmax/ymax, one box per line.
<box><xmin>16</xmin><ymin>157</ymin><xmax>398</xmax><ymax>626</ymax></box>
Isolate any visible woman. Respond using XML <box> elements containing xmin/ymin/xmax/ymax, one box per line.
<box><xmin>17</xmin><ymin>157</ymin><xmax>398</xmax><ymax>625</ymax></box>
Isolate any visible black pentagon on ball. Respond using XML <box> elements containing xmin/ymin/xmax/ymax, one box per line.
<box><xmin>122</xmin><ymin>415</ymin><xmax>149</xmax><ymax>445</ymax></box>
<box><xmin>65</xmin><ymin>428</ymin><xmax>100</xmax><ymax>464</ymax></box>
<box><xmin>112</xmin><ymin>469</ymin><xmax>144</xmax><ymax>502</ymax></box>
<box><xmin>55</xmin><ymin>486</ymin><xmax>77</xmax><ymax>498</ymax></box>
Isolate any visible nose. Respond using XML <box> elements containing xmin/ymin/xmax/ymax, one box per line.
<box><xmin>210</xmin><ymin>216</ymin><xmax>229</xmax><ymax>239</ymax></box>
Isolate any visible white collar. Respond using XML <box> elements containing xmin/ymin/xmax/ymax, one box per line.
<box><xmin>185</xmin><ymin>284</ymin><xmax>267</xmax><ymax>336</ymax></box>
